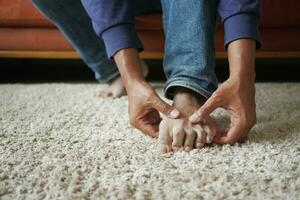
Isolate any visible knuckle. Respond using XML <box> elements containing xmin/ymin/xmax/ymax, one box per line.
<box><xmin>212</xmin><ymin>91</ymin><xmax>222</xmax><ymax>102</ymax></box>
<box><xmin>213</xmin><ymin>96</ymin><xmax>223</xmax><ymax>105</ymax></box>
<box><xmin>147</xmin><ymin>91</ymin><xmax>158</xmax><ymax>104</ymax></box>
<box><xmin>158</xmin><ymin>101</ymin><xmax>169</xmax><ymax>113</ymax></box>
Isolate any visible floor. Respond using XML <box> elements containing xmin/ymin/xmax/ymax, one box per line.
<box><xmin>0</xmin><ymin>83</ymin><xmax>299</xmax><ymax>200</ymax></box>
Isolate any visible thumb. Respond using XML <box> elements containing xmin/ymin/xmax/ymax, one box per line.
<box><xmin>189</xmin><ymin>94</ymin><xmax>222</xmax><ymax>123</ymax></box>
<box><xmin>150</xmin><ymin>95</ymin><xmax>180</xmax><ymax>119</ymax></box>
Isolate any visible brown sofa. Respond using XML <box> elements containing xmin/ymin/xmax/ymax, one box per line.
<box><xmin>1</xmin><ymin>0</ymin><xmax>300</xmax><ymax>59</ymax></box>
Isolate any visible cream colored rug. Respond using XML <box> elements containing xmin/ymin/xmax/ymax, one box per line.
<box><xmin>0</xmin><ymin>83</ymin><xmax>299</xmax><ymax>200</ymax></box>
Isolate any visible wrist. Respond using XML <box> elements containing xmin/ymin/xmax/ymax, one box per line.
<box><xmin>124</xmin><ymin>76</ymin><xmax>147</xmax><ymax>92</ymax></box>
<box><xmin>227</xmin><ymin>39</ymin><xmax>256</xmax><ymax>83</ymax></box>
<box><xmin>229</xmin><ymin>68</ymin><xmax>256</xmax><ymax>83</ymax></box>
<box><xmin>113</xmin><ymin>48</ymin><xmax>145</xmax><ymax>89</ymax></box>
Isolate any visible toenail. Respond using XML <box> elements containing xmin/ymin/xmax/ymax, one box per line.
<box><xmin>196</xmin><ymin>143</ymin><xmax>205</xmax><ymax>149</ymax></box>
<box><xmin>172</xmin><ymin>146</ymin><xmax>180</xmax><ymax>151</ymax></box>
<box><xmin>185</xmin><ymin>146</ymin><xmax>191</xmax><ymax>151</ymax></box>
<box><xmin>159</xmin><ymin>145</ymin><xmax>170</xmax><ymax>154</ymax></box>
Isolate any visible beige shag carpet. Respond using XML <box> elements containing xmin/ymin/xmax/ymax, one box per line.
<box><xmin>0</xmin><ymin>83</ymin><xmax>299</xmax><ymax>200</ymax></box>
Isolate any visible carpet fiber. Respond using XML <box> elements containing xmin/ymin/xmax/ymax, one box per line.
<box><xmin>0</xmin><ymin>83</ymin><xmax>299</xmax><ymax>200</ymax></box>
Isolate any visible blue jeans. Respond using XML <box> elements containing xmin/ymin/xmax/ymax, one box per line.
<box><xmin>162</xmin><ymin>0</ymin><xmax>218</xmax><ymax>99</ymax></box>
<box><xmin>32</xmin><ymin>0</ymin><xmax>217</xmax><ymax>99</ymax></box>
<box><xmin>31</xmin><ymin>0</ymin><xmax>161</xmax><ymax>83</ymax></box>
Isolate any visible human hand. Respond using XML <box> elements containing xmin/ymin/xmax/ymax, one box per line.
<box><xmin>126</xmin><ymin>80</ymin><xmax>180</xmax><ymax>137</ymax></box>
<box><xmin>189</xmin><ymin>77</ymin><xmax>256</xmax><ymax>144</ymax></box>
<box><xmin>113</xmin><ymin>48</ymin><xmax>180</xmax><ymax>137</ymax></box>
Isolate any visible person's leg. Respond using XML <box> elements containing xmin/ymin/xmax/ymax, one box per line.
<box><xmin>158</xmin><ymin>0</ymin><xmax>218</xmax><ymax>152</ymax></box>
<box><xmin>31</xmin><ymin>0</ymin><xmax>119</xmax><ymax>84</ymax></box>
<box><xmin>31</xmin><ymin>0</ymin><xmax>157</xmax><ymax>97</ymax></box>
<box><xmin>162</xmin><ymin>0</ymin><xmax>218</xmax><ymax>99</ymax></box>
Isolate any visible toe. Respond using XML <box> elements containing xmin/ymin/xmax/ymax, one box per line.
<box><xmin>183</xmin><ymin>128</ymin><xmax>196</xmax><ymax>151</ymax></box>
<box><xmin>172</xmin><ymin>127</ymin><xmax>185</xmax><ymax>150</ymax></box>
<box><xmin>158</xmin><ymin>121</ymin><xmax>172</xmax><ymax>153</ymax></box>
<box><xmin>194</xmin><ymin>124</ymin><xmax>207</xmax><ymax>149</ymax></box>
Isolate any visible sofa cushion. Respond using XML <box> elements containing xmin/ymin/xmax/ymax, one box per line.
<box><xmin>0</xmin><ymin>0</ymin><xmax>52</xmax><ymax>27</ymax></box>
<box><xmin>0</xmin><ymin>0</ymin><xmax>164</xmax><ymax>30</ymax></box>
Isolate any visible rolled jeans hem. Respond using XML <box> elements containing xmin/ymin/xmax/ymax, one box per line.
<box><xmin>164</xmin><ymin>79</ymin><xmax>214</xmax><ymax>100</ymax></box>
<box><xmin>96</xmin><ymin>69</ymin><xmax>120</xmax><ymax>84</ymax></box>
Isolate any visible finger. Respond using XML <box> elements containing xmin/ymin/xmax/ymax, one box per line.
<box><xmin>213</xmin><ymin>125</ymin><xmax>243</xmax><ymax>145</ymax></box>
<box><xmin>172</xmin><ymin>127</ymin><xmax>185</xmax><ymax>151</ymax></box>
<box><xmin>238</xmin><ymin>134</ymin><xmax>248</xmax><ymax>143</ymax></box>
<box><xmin>158</xmin><ymin>122</ymin><xmax>172</xmax><ymax>153</ymax></box>
<box><xmin>189</xmin><ymin>94</ymin><xmax>223</xmax><ymax>123</ymax></box>
<box><xmin>147</xmin><ymin>113</ymin><xmax>162</xmax><ymax>125</ymax></box>
<box><xmin>193</xmin><ymin>124</ymin><xmax>206</xmax><ymax>149</ymax></box>
<box><xmin>149</xmin><ymin>95</ymin><xmax>180</xmax><ymax>119</ymax></box>
<box><xmin>183</xmin><ymin>128</ymin><xmax>196</xmax><ymax>151</ymax></box>
<box><xmin>212</xmin><ymin>128</ymin><xmax>227</xmax><ymax>143</ymax></box>
<box><xmin>136</xmin><ymin>123</ymin><xmax>159</xmax><ymax>138</ymax></box>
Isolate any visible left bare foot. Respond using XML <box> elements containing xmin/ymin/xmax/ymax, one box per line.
<box><xmin>103</xmin><ymin>60</ymin><xmax>149</xmax><ymax>98</ymax></box>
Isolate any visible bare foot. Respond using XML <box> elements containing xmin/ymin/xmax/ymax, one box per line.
<box><xmin>102</xmin><ymin>60</ymin><xmax>149</xmax><ymax>98</ymax></box>
<box><xmin>158</xmin><ymin>87</ymin><xmax>217</xmax><ymax>153</ymax></box>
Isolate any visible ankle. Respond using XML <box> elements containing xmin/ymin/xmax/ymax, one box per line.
<box><xmin>172</xmin><ymin>87</ymin><xmax>206</xmax><ymax>116</ymax></box>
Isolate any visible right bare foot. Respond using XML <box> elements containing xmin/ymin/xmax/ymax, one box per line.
<box><xmin>158</xmin><ymin>87</ymin><xmax>217</xmax><ymax>153</ymax></box>
<box><xmin>101</xmin><ymin>60</ymin><xmax>149</xmax><ymax>98</ymax></box>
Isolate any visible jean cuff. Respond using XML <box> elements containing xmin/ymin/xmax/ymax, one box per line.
<box><xmin>164</xmin><ymin>77</ymin><xmax>216</xmax><ymax>100</ymax></box>
<box><xmin>95</xmin><ymin>67</ymin><xmax>120</xmax><ymax>84</ymax></box>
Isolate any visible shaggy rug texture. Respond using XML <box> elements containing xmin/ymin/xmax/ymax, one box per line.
<box><xmin>0</xmin><ymin>83</ymin><xmax>299</xmax><ymax>200</ymax></box>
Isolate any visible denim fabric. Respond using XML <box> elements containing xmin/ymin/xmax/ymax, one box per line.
<box><xmin>31</xmin><ymin>0</ymin><xmax>118</xmax><ymax>83</ymax></box>
<box><xmin>31</xmin><ymin>0</ymin><xmax>161</xmax><ymax>83</ymax></box>
<box><xmin>32</xmin><ymin>0</ymin><xmax>218</xmax><ymax>98</ymax></box>
<box><xmin>161</xmin><ymin>0</ymin><xmax>219</xmax><ymax>99</ymax></box>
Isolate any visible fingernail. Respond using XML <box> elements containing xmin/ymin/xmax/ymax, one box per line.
<box><xmin>170</xmin><ymin>109</ymin><xmax>180</xmax><ymax>118</ymax></box>
<box><xmin>189</xmin><ymin>113</ymin><xmax>200</xmax><ymax>122</ymax></box>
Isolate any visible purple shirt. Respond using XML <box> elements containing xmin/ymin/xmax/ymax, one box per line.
<box><xmin>82</xmin><ymin>0</ymin><xmax>261</xmax><ymax>58</ymax></box>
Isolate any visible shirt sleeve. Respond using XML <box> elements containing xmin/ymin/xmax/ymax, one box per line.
<box><xmin>218</xmin><ymin>0</ymin><xmax>262</xmax><ymax>49</ymax></box>
<box><xmin>82</xmin><ymin>0</ymin><xmax>143</xmax><ymax>58</ymax></box>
